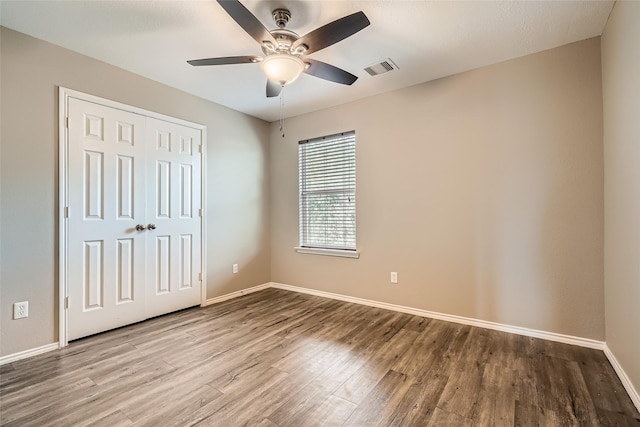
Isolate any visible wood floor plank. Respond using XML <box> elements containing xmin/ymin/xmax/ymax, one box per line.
<box><xmin>243</xmin><ymin>367</ymin><xmax>328</xmax><ymax>424</ymax></box>
<box><xmin>297</xmin><ymin>395</ymin><xmax>357</xmax><ymax>427</ymax></box>
<box><xmin>127</xmin><ymin>384</ymin><xmax>222</xmax><ymax>425</ymax></box>
<box><xmin>253</xmin><ymin>418</ymin><xmax>280</xmax><ymax>427</ymax></box>
<box><xmin>91</xmin><ymin>410</ymin><xmax>134</xmax><ymax>427</ymax></box>
<box><xmin>333</xmin><ymin>328</ymin><xmax>419</xmax><ymax>405</ymax></box>
<box><xmin>514</xmin><ymin>400</ymin><xmax>564</xmax><ymax>426</ymax></box>
<box><xmin>471</xmin><ymin>362</ymin><xmax>517</xmax><ymax>426</ymax></box>
<box><xmin>41</xmin><ymin>361</ymin><xmax>177</xmax><ymax>426</ymax></box>
<box><xmin>176</xmin><ymin>367</ymin><xmax>289</xmax><ymax>426</ymax></box>
<box><xmin>596</xmin><ymin>408</ymin><xmax>640</xmax><ymax>427</ymax></box>
<box><xmin>427</xmin><ymin>407</ymin><xmax>474</xmax><ymax>426</ymax></box>
<box><xmin>1</xmin><ymin>288</ymin><xmax>638</xmax><ymax>426</ymax></box>
<box><xmin>435</xmin><ymin>328</ymin><xmax>495</xmax><ymax>419</ymax></box>
<box><xmin>342</xmin><ymin>370</ymin><xmax>413</xmax><ymax>426</ymax></box>
<box><xmin>391</xmin><ymin>319</ymin><xmax>470</xmax><ymax>380</ymax></box>
<box><xmin>403</xmin><ymin>314</ymin><xmax>432</xmax><ymax>333</ymax></box>
<box><xmin>580</xmin><ymin>356</ymin><xmax>640</xmax><ymax>419</ymax></box>
<box><xmin>118</xmin><ymin>358</ymin><xmax>226</xmax><ymax>422</ymax></box>
<box><xmin>536</xmin><ymin>355</ymin><xmax>601</xmax><ymax>424</ymax></box>
<box><xmin>267</xmin><ymin>379</ymin><xmax>332</xmax><ymax>425</ymax></box>
<box><xmin>384</xmin><ymin>372</ymin><xmax>449</xmax><ymax>426</ymax></box>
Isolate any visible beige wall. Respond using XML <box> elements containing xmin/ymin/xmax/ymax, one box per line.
<box><xmin>271</xmin><ymin>38</ymin><xmax>605</xmax><ymax>340</ymax></box>
<box><xmin>602</xmin><ymin>1</ymin><xmax>640</xmax><ymax>399</ymax></box>
<box><xmin>0</xmin><ymin>27</ymin><xmax>271</xmax><ymax>357</ymax></box>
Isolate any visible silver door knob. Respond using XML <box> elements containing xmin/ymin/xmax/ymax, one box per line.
<box><xmin>147</xmin><ymin>224</ymin><xmax>157</xmax><ymax>230</ymax></box>
<box><xmin>135</xmin><ymin>224</ymin><xmax>146</xmax><ymax>231</ymax></box>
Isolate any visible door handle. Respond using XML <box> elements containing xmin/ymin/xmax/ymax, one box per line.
<box><xmin>147</xmin><ymin>224</ymin><xmax>157</xmax><ymax>230</ymax></box>
<box><xmin>135</xmin><ymin>224</ymin><xmax>146</xmax><ymax>231</ymax></box>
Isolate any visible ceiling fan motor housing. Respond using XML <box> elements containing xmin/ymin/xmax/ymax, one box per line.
<box><xmin>263</xmin><ymin>29</ymin><xmax>306</xmax><ymax>56</ymax></box>
<box><xmin>264</xmin><ymin>9</ymin><xmax>308</xmax><ymax>56</ymax></box>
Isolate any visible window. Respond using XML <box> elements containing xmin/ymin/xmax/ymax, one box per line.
<box><xmin>298</xmin><ymin>131</ymin><xmax>357</xmax><ymax>257</ymax></box>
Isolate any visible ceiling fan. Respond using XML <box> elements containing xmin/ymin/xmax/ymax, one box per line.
<box><xmin>187</xmin><ymin>0</ymin><xmax>370</xmax><ymax>98</ymax></box>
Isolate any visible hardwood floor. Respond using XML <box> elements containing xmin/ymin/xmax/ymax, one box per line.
<box><xmin>1</xmin><ymin>288</ymin><xmax>638</xmax><ymax>426</ymax></box>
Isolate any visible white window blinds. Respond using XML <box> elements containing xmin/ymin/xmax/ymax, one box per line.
<box><xmin>299</xmin><ymin>131</ymin><xmax>356</xmax><ymax>251</ymax></box>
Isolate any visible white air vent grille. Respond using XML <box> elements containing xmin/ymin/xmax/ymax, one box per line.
<box><xmin>364</xmin><ymin>59</ymin><xmax>398</xmax><ymax>76</ymax></box>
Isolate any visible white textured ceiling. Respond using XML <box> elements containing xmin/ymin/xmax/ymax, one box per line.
<box><xmin>1</xmin><ymin>0</ymin><xmax>614</xmax><ymax>122</ymax></box>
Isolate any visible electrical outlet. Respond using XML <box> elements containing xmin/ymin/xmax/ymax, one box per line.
<box><xmin>232</xmin><ymin>263</ymin><xmax>238</xmax><ymax>274</ymax></box>
<box><xmin>14</xmin><ymin>301</ymin><xmax>28</xmax><ymax>319</ymax></box>
<box><xmin>390</xmin><ymin>272</ymin><xmax>398</xmax><ymax>284</ymax></box>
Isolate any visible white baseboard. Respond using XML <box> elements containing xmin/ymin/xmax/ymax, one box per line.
<box><xmin>0</xmin><ymin>342</ymin><xmax>59</xmax><ymax>366</ymax></box>
<box><xmin>604</xmin><ymin>344</ymin><xmax>640</xmax><ymax>413</ymax></box>
<box><xmin>203</xmin><ymin>282</ymin><xmax>272</xmax><ymax>306</ymax></box>
<box><xmin>268</xmin><ymin>282</ymin><xmax>605</xmax><ymax>350</ymax></box>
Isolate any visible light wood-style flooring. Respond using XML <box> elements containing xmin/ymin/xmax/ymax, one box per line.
<box><xmin>1</xmin><ymin>288</ymin><xmax>639</xmax><ymax>426</ymax></box>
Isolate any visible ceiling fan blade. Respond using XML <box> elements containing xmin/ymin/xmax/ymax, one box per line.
<box><xmin>292</xmin><ymin>11</ymin><xmax>370</xmax><ymax>55</ymax></box>
<box><xmin>266</xmin><ymin>80</ymin><xmax>282</xmax><ymax>98</ymax></box>
<box><xmin>217</xmin><ymin>0</ymin><xmax>277</xmax><ymax>46</ymax></box>
<box><xmin>303</xmin><ymin>59</ymin><xmax>358</xmax><ymax>85</ymax></box>
<box><xmin>187</xmin><ymin>56</ymin><xmax>261</xmax><ymax>66</ymax></box>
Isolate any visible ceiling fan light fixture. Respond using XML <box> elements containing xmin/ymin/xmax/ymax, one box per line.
<box><xmin>260</xmin><ymin>54</ymin><xmax>305</xmax><ymax>86</ymax></box>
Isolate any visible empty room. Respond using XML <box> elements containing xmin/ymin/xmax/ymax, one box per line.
<box><xmin>1</xmin><ymin>0</ymin><xmax>639</xmax><ymax>425</ymax></box>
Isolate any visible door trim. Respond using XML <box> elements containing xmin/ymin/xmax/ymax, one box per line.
<box><xmin>58</xmin><ymin>87</ymin><xmax>208</xmax><ymax>347</ymax></box>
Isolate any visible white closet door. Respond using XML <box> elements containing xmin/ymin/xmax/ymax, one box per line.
<box><xmin>145</xmin><ymin>117</ymin><xmax>202</xmax><ymax>318</ymax></box>
<box><xmin>67</xmin><ymin>98</ymin><xmax>147</xmax><ymax>340</ymax></box>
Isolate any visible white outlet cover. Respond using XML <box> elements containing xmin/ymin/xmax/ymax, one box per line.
<box><xmin>13</xmin><ymin>301</ymin><xmax>29</xmax><ymax>319</ymax></box>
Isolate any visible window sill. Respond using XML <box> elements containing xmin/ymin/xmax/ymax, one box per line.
<box><xmin>294</xmin><ymin>247</ymin><xmax>360</xmax><ymax>259</ymax></box>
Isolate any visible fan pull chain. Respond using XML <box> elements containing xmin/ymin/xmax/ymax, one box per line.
<box><xmin>279</xmin><ymin>85</ymin><xmax>285</xmax><ymax>138</ymax></box>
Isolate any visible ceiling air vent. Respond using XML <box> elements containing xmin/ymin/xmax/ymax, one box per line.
<box><xmin>364</xmin><ymin>58</ymin><xmax>398</xmax><ymax>76</ymax></box>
